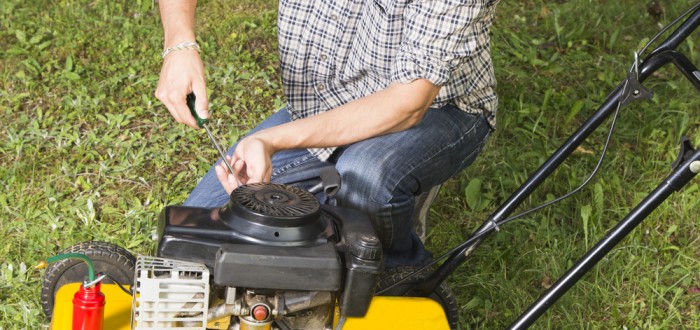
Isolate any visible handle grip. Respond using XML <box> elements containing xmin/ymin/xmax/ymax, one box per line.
<box><xmin>186</xmin><ymin>93</ymin><xmax>209</xmax><ymax>128</ymax></box>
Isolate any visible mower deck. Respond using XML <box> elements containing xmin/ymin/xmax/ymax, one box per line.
<box><xmin>50</xmin><ymin>283</ymin><xmax>450</xmax><ymax>330</ymax></box>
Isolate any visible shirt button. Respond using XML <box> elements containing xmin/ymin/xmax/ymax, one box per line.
<box><xmin>320</xmin><ymin>54</ymin><xmax>328</xmax><ymax>61</ymax></box>
<box><xmin>330</xmin><ymin>14</ymin><xmax>338</xmax><ymax>21</ymax></box>
<box><xmin>317</xmin><ymin>83</ymin><xmax>326</xmax><ymax>91</ymax></box>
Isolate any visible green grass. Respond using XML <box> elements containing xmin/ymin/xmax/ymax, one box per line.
<box><xmin>1</xmin><ymin>0</ymin><xmax>699</xmax><ymax>329</ymax></box>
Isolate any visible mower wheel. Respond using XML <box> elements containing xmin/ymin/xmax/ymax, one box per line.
<box><xmin>377</xmin><ymin>266</ymin><xmax>460</xmax><ymax>330</ymax></box>
<box><xmin>40</xmin><ymin>241</ymin><xmax>136</xmax><ymax>319</ymax></box>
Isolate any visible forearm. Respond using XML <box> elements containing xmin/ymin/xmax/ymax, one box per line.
<box><xmin>156</xmin><ymin>0</ymin><xmax>209</xmax><ymax>128</ymax></box>
<box><xmin>256</xmin><ymin>79</ymin><xmax>441</xmax><ymax>153</ymax></box>
<box><xmin>159</xmin><ymin>0</ymin><xmax>197</xmax><ymax>47</ymax></box>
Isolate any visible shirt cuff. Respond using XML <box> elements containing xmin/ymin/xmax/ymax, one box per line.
<box><xmin>391</xmin><ymin>52</ymin><xmax>454</xmax><ymax>87</ymax></box>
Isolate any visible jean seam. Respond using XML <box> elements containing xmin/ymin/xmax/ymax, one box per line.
<box><xmin>452</xmin><ymin>128</ymin><xmax>490</xmax><ymax>178</ymax></box>
<box><xmin>378</xmin><ymin>116</ymin><xmax>488</xmax><ymax>249</ymax></box>
<box><xmin>376</xmin><ymin>116</ymin><xmax>483</xmax><ymax>205</ymax></box>
<box><xmin>270</xmin><ymin>153</ymin><xmax>319</xmax><ymax>180</ymax></box>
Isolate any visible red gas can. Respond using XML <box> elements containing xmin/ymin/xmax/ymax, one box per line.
<box><xmin>72</xmin><ymin>281</ymin><xmax>105</xmax><ymax>330</ymax></box>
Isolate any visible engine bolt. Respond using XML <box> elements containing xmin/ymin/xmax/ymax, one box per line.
<box><xmin>252</xmin><ymin>305</ymin><xmax>270</xmax><ymax>321</ymax></box>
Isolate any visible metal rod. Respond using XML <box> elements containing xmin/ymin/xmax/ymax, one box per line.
<box><xmin>416</xmin><ymin>3</ymin><xmax>700</xmax><ymax>299</ymax></box>
<box><xmin>417</xmin><ymin>75</ymin><xmax>630</xmax><ymax>296</ymax></box>
<box><xmin>647</xmin><ymin>5</ymin><xmax>700</xmax><ymax>59</ymax></box>
<box><xmin>509</xmin><ymin>147</ymin><xmax>700</xmax><ymax>329</ymax></box>
<box><xmin>203</xmin><ymin>124</ymin><xmax>236</xmax><ymax>175</ymax></box>
<box><xmin>641</xmin><ymin>50</ymin><xmax>700</xmax><ymax>91</ymax></box>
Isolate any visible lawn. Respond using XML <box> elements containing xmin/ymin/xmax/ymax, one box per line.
<box><xmin>1</xmin><ymin>0</ymin><xmax>699</xmax><ymax>329</ymax></box>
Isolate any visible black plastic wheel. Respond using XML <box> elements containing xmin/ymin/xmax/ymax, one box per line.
<box><xmin>376</xmin><ymin>266</ymin><xmax>460</xmax><ymax>330</ymax></box>
<box><xmin>40</xmin><ymin>241</ymin><xmax>136</xmax><ymax>318</ymax></box>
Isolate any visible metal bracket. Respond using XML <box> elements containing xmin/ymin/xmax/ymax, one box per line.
<box><xmin>672</xmin><ymin>136</ymin><xmax>696</xmax><ymax>170</ymax></box>
<box><xmin>619</xmin><ymin>71</ymin><xmax>654</xmax><ymax>106</ymax></box>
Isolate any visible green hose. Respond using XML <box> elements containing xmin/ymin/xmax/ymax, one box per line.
<box><xmin>46</xmin><ymin>253</ymin><xmax>96</xmax><ymax>282</ymax></box>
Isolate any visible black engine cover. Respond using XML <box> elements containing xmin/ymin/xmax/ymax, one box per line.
<box><xmin>155</xmin><ymin>183</ymin><xmax>383</xmax><ymax>317</ymax></box>
<box><xmin>214</xmin><ymin>242</ymin><xmax>341</xmax><ymax>291</ymax></box>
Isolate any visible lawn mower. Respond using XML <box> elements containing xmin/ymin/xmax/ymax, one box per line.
<box><xmin>40</xmin><ymin>3</ymin><xmax>700</xmax><ymax>330</ymax></box>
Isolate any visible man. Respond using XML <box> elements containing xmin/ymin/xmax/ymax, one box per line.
<box><xmin>155</xmin><ymin>0</ymin><xmax>500</xmax><ymax>267</ymax></box>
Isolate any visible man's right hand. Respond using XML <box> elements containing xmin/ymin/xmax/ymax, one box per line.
<box><xmin>155</xmin><ymin>49</ymin><xmax>209</xmax><ymax>129</ymax></box>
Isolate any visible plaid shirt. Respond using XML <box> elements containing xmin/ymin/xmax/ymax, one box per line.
<box><xmin>278</xmin><ymin>0</ymin><xmax>500</xmax><ymax>161</ymax></box>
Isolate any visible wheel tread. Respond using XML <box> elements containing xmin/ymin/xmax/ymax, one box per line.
<box><xmin>40</xmin><ymin>241</ymin><xmax>136</xmax><ymax>318</ymax></box>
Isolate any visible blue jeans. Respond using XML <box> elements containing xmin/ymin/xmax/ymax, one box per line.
<box><xmin>185</xmin><ymin>104</ymin><xmax>492</xmax><ymax>267</ymax></box>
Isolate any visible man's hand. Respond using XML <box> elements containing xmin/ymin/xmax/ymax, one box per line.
<box><xmin>215</xmin><ymin>134</ymin><xmax>275</xmax><ymax>194</ymax></box>
<box><xmin>155</xmin><ymin>50</ymin><xmax>209</xmax><ymax>128</ymax></box>
<box><xmin>155</xmin><ymin>0</ymin><xmax>207</xmax><ymax>128</ymax></box>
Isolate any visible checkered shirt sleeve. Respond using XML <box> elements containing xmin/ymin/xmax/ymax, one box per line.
<box><xmin>277</xmin><ymin>0</ymin><xmax>500</xmax><ymax>161</ymax></box>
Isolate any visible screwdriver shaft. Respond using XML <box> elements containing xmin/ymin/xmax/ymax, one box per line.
<box><xmin>203</xmin><ymin>124</ymin><xmax>236</xmax><ymax>175</ymax></box>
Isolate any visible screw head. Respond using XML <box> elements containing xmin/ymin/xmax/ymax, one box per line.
<box><xmin>690</xmin><ymin>161</ymin><xmax>700</xmax><ymax>174</ymax></box>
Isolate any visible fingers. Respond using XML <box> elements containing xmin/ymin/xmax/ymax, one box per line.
<box><xmin>215</xmin><ymin>156</ymin><xmax>238</xmax><ymax>194</ymax></box>
<box><xmin>154</xmin><ymin>51</ymin><xmax>207</xmax><ymax>129</ymax></box>
<box><xmin>215</xmin><ymin>137</ymin><xmax>275</xmax><ymax>192</ymax></box>
<box><xmin>233</xmin><ymin>158</ymin><xmax>273</xmax><ymax>185</ymax></box>
<box><xmin>235</xmin><ymin>136</ymin><xmax>274</xmax><ymax>184</ymax></box>
<box><xmin>156</xmin><ymin>89</ymin><xmax>200</xmax><ymax>129</ymax></box>
<box><xmin>246</xmin><ymin>161</ymin><xmax>272</xmax><ymax>184</ymax></box>
<box><xmin>233</xmin><ymin>159</ymin><xmax>249</xmax><ymax>184</ymax></box>
<box><xmin>192</xmin><ymin>83</ymin><xmax>210</xmax><ymax>120</ymax></box>
<box><xmin>217</xmin><ymin>155</ymin><xmax>271</xmax><ymax>191</ymax></box>
<box><xmin>171</xmin><ymin>92</ymin><xmax>200</xmax><ymax>128</ymax></box>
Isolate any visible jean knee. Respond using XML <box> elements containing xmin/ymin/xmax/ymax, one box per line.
<box><xmin>334</xmin><ymin>156</ymin><xmax>408</xmax><ymax>206</ymax></box>
<box><xmin>335</xmin><ymin>159</ymin><xmax>417</xmax><ymax>245</ymax></box>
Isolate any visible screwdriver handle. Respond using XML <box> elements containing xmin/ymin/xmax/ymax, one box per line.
<box><xmin>186</xmin><ymin>93</ymin><xmax>209</xmax><ymax>128</ymax></box>
<box><xmin>186</xmin><ymin>93</ymin><xmax>236</xmax><ymax>177</ymax></box>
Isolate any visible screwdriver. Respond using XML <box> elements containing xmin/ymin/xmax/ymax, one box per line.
<box><xmin>186</xmin><ymin>93</ymin><xmax>236</xmax><ymax>176</ymax></box>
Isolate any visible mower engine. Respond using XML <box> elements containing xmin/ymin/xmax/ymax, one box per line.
<box><xmin>133</xmin><ymin>183</ymin><xmax>383</xmax><ymax>330</ymax></box>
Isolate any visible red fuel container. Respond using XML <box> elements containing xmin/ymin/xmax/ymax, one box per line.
<box><xmin>72</xmin><ymin>281</ymin><xmax>105</xmax><ymax>330</ymax></box>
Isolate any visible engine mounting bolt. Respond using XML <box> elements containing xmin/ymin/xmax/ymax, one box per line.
<box><xmin>351</xmin><ymin>235</ymin><xmax>382</xmax><ymax>260</ymax></box>
<box><xmin>252</xmin><ymin>305</ymin><xmax>270</xmax><ymax>321</ymax></box>
<box><xmin>690</xmin><ymin>161</ymin><xmax>700</xmax><ymax>174</ymax></box>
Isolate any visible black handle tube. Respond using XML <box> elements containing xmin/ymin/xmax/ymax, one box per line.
<box><xmin>486</xmin><ymin>46</ymin><xmax>675</xmax><ymax>226</ymax></box>
<box><xmin>641</xmin><ymin>50</ymin><xmax>700</xmax><ymax>91</ymax></box>
<box><xmin>647</xmin><ymin>5</ymin><xmax>700</xmax><ymax>59</ymax></box>
<box><xmin>416</xmin><ymin>55</ymin><xmax>666</xmax><ymax>295</ymax></box>
<box><xmin>487</xmin><ymin>5</ymin><xmax>700</xmax><ymax>235</ymax></box>
<box><xmin>416</xmin><ymin>4</ymin><xmax>700</xmax><ymax>298</ymax></box>
<box><xmin>508</xmin><ymin>148</ymin><xmax>700</xmax><ymax>329</ymax></box>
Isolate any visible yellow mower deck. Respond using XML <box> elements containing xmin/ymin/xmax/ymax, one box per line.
<box><xmin>51</xmin><ymin>283</ymin><xmax>133</xmax><ymax>330</ymax></box>
<box><xmin>51</xmin><ymin>283</ymin><xmax>450</xmax><ymax>330</ymax></box>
